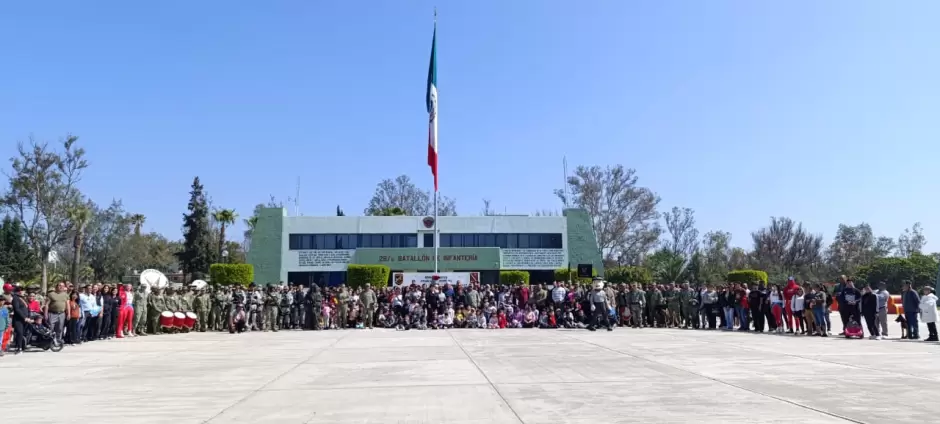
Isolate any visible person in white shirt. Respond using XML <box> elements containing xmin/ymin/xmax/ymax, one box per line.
<box><xmin>552</xmin><ymin>283</ymin><xmax>567</xmax><ymax>309</ymax></box>
<box><xmin>790</xmin><ymin>288</ymin><xmax>805</xmax><ymax>334</ymax></box>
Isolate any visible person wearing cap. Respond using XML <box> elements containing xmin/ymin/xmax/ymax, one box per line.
<box><xmin>919</xmin><ymin>286</ymin><xmax>938</xmax><ymax>342</ymax></box>
<box><xmin>587</xmin><ymin>280</ymin><xmax>612</xmax><ymax>332</ymax></box>
<box><xmin>10</xmin><ymin>284</ymin><xmax>32</xmax><ymax>354</ymax></box>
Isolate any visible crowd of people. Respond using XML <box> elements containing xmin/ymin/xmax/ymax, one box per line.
<box><xmin>2</xmin><ymin>275</ymin><xmax>939</xmax><ymax>357</ymax></box>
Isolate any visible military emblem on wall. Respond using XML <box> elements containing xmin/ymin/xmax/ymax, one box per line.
<box><xmin>422</xmin><ymin>216</ymin><xmax>435</xmax><ymax>228</ymax></box>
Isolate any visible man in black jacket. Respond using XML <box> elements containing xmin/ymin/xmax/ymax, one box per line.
<box><xmin>838</xmin><ymin>279</ymin><xmax>862</xmax><ymax>332</ymax></box>
<box><xmin>10</xmin><ymin>286</ymin><xmax>33</xmax><ymax>354</ymax></box>
<box><xmin>748</xmin><ymin>284</ymin><xmax>766</xmax><ymax>332</ymax></box>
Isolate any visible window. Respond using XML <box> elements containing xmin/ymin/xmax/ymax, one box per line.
<box><xmin>423</xmin><ymin>233</ymin><xmax>434</xmax><ymax>247</ymax></box>
<box><xmin>507</xmin><ymin>234</ymin><xmax>518</xmax><ymax>248</ymax></box>
<box><xmin>517</xmin><ymin>234</ymin><xmax>529</xmax><ymax>248</ymax></box>
<box><xmin>289</xmin><ymin>233</ymin><xmax>418</xmax><ymax>250</ymax></box>
<box><xmin>495</xmin><ymin>234</ymin><xmax>507</xmax><ymax>248</ymax></box>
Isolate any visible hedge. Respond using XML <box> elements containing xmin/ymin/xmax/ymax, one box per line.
<box><xmin>209</xmin><ymin>263</ymin><xmax>254</xmax><ymax>286</ymax></box>
<box><xmin>726</xmin><ymin>270</ymin><xmax>768</xmax><ymax>286</ymax></box>
<box><xmin>553</xmin><ymin>267</ymin><xmax>597</xmax><ymax>284</ymax></box>
<box><xmin>605</xmin><ymin>266</ymin><xmax>653</xmax><ymax>285</ymax></box>
<box><xmin>347</xmin><ymin>264</ymin><xmax>390</xmax><ymax>289</ymax></box>
<box><xmin>499</xmin><ymin>270</ymin><xmax>530</xmax><ymax>285</ymax></box>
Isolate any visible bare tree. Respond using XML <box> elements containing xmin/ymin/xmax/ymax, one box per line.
<box><xmin>826</xmin><ymin>223</ymin><xmax>894</xmax><ymax>275</ymax></box>
<box><xmin>897</xmin><ymin>222</ymin><xmax>926</xmax><ymax>257</ymax></box>
<box><xmin>365</xmin><ymin>174</ymin><xmax>457</xmax><ymax>216</ymax></box>
<box><xmin>533</xmin><ymin>209</ymin><xmax>560</xmax><ymax>216</ymax></box>
<box><xmin>751</xmin><ymin>216</ymin><xmax>823</xmax><ymax>280</ymax></box>
<box><xmin>555</xmin><ymin>165</ymin><xmax>661</xmax><ymax>262</ymax></box>
<box><xmin>663</xmin><ymin>207</ymin><xmax>699</xmax><ymax>259</ymax></box>
<box><xmin>3</xmin><ymin>135</ymin><xmax>88</xmax><ymax>292</ymax></box>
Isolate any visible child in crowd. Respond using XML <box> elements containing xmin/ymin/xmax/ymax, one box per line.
<box><xmin>497</xmin><ymin>309</ymin><xmax>507</xmax><ymax>329</ymax></box>
<box><xmin>791</xmin><ymin>288</ymin><xmax>805</xmax><ymax>334</ymax></box>
<box><xmin>322</xmin><ymin>302</ymin><xmax>332</xmax><ymax>329</ymax></box>
<box><xmin>466</xmin><ymin>310</ymin><xmax>479</xmax><ymax>328</ymax></box>
<box><xmin>443</xmin><ymin>305</ymin><xmax>455</xmax><ymax>329</ymax></box>
<box><xmin>487</xmin><ymin>311</ymin><xmax>499</xmax><ymax>329</ymax></box>
<box><xmin>0</xmin><ymin>297</ymin><xmax>9</xmax><ymax>356</ymax></box>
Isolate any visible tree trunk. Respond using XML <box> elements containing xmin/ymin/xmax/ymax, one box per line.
<box><xmin>40</xmin><ymin>258</ymin><xmax>48</xmax><ymax>294</ymax></box>
<box><xmin>70</xmin><ymin>232</ymin><xmax>83</xmax><ymax>286</ymax></box>
<box><xmin>219</xmin><ymin>224</ymin><xmax>227</xmax><ymax>262</ymax></box>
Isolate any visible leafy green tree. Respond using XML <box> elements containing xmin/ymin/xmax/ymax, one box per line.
<box><xmin>377</xmin><ymin>207</ymin><xmax>407</xmax><ymax>216</ymax></box>
<box><xmin>701</xmin><ymin>231</ymin><xmax>732</xmax><ymax>283</ymax></box>
<box><xmin>83</xmin><ymin>200</ymin><xmax>132</xmax><ymax>281</ymax></box>
<box><xmin>0</xmin><ymin>216</ymin><xmax>37</xmax><ymax>281</ymax></box>
<box><xmin>897</xmin><ymin>223</ymin><xmax>927</xmax><ymax>257</ymax></box>
<box><xmin>856</xmin><ymin>252</ymin><xmax>937</xmax><ymax>293</ymax></box>
<box><xmin>2</xmin><ymin>135</ymin><xmax>88</xmax><ymax>292</ymax></box>
<box><xmin>178</xmin><ymin>177</ymin><xmax>213</xmax><ymax>279</ymax></box>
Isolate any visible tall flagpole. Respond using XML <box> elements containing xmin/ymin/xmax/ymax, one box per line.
<box><xmin>432</xmin><ymin>8</ymin><xmax>439</xmax><ymax>275</ymax></box>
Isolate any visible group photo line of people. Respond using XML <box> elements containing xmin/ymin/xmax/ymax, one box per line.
<box><xmin>2</xmin><ymin>274</ymin><xmax>939</xmax><ymax>356</ymax></box>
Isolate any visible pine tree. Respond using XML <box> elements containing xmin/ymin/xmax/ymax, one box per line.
<box><xmin>0</xmin><ymin>216</ymin><xmax>38</xmax><ymax>281</ymax></box>
<box><xmin>179</xmin><ymin>177</ymin><xmax>213</xmax><ymax>279</ymax></box>
<box><xmin>336</xmin><ymin>205</ymin><xmax>345</xmax><ymax>216</ymax></box>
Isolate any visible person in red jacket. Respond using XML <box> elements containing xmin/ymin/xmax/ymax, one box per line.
<box><xmin>783</xmin><ymin>277</ymin><xmax>800</xmax><ymax>334</ymax></box>
<box><xmin>116</xmin><ymin>283</ymin><xmax>135</xmax><ymax>338</ymax></box>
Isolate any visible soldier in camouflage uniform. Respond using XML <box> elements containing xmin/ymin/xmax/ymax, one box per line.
<box><xmin>248</xmin><ymin>285</ymin><xmax>262</xmax><ymax>331</ymax></box>
<box><xmin>650</xmin><ymin>285</ymin><xmax>666</xmax><ymax>327</ymax></box>
<box><xmin>193</xmin><ymin>285</ymin><xmax>210</xmax><ymax>332</ymax></box>
<box><xmin>681</xmin><ymin>282</ymin><xmax>699</xmax><ymax>329</ymax></box>
<box><xmin>664</xmin><ymin>283</ymin><xmax>681</xmax><ymax>328</ymax></box>
<box><xmin>308</xmin><ymin>285</ymin><xmax>322</xmax><ymax>330</ymax></box>
<box><xmin>629</xmin><ymin>284</ymin><xmax>646</xmax><ymax>328</ymax></box>
<box><xmin>208</xmin><ymin>286</ymin><xmax>223</xmax><ymax>331</ymax></box>
<box><xmin>279</xmin><ymin>286</ymin><xmax>292</xmax><ymax>330</ymax></box>
<box><xmin>291</xmin><ymin>285</ymin><xmax>305</xmax><ymax>329</ymax></box>
<box><xmin>148</xmin><ymin>287</ymin><xmax>167</xmax><ymax>335</ymax></box>
<box><xmin>360</xmin><ymin>284</ymin><xmax>377</xmax><ymax>329</ymax></box>
<box><xmin>134</xmin><ymin>284</ymin><xmax>149</xmax><ymax>335</ymax></box>
<box><xmin>165</xmin><ymin>287</ymin><xmax>181</xmax><ymax>332</ymax></box>
<box><xmin>263</xmin><ymin>286</ymin><xmax>280</xmax><ymax>331</ymax></box>
<box><xmin>337</xmin><ymin>286</ymin><xmax>349</xmax><ymax>329</ymax></box>
<box><xmin>180</xmin><ymin>286</ymin><xmax>194</xmax><ymax>313</ymax></box>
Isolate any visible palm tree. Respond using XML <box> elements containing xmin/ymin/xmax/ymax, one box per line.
<box><xmin>242</xmin><ymin>215</ymin><xmax>259</xmax><ymax>252</ymax></box>
<box><xmin>68</xmin><ymin>205</ymin><xmax>92</xmax><ymax>286</ymax></box>
<box><xmin>129</xmin><ymin>213</ymin><xmax>146</xmax><ymax>236</ymax></box>
<box><xmin>213</xmin><ymin>209</ymin><xmax>238</xmax><ymax>261</ymax></box>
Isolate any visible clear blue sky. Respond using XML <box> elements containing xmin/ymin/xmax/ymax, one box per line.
<box><xmin>1</xmin><ymin>1</ymin><xmax>937</xmax><ymax>251</ymax></box>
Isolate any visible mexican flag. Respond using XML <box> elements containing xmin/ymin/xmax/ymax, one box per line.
<box><xmin>426</xmin><ymin>23</ymin><xmax>438</xmax><ymax>192</ymax></box>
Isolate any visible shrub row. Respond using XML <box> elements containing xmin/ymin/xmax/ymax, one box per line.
<box><xmin>209</xmin><ymin>263</ymin><xmax>254</xmax><ymax>286</ymax></box>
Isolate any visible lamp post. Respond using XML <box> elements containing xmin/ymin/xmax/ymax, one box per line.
<box><xmin>222</xmin><ymin>249</ymin><xmax>230</xmax><ymax>264</ymax></box>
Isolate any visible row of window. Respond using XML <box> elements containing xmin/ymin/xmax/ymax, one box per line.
<box><xmin>288</xmin><ymin>232</ymin><xmax>565</xmax><ymax>250</ymax></box>
<box><xmin>423</xmin><ymin>233</ymin><xmax>563</xmax><ymax>249</ymax></box>
<box><xmin>288</xmin><ymin>233</ymin><xmax>418</xmax><ymax>250</ymax></box>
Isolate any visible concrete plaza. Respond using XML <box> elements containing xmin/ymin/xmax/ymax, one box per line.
<box><xmin>2</xmin><ymin>317</ymin><xmax>938</xmax><ymax>424</ymax></box>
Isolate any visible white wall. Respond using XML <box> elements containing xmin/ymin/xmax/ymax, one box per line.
<box><xmin>280</xmin><ymin>215</ymin><xmax>569</xmax><ymax>273</ymax></box>
<box><xmin>281</xmin><ymin>215</ymin><xmax>566</xmax><ymax>235</ymax></box>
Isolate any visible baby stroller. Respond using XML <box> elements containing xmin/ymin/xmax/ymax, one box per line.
<box><xmin>28</xmin><ymin>313</ymin><xmax>64</xmax><ymax>352</ymax></box>
<box><xmin>843</xmin><ymin>318</ymin><xmax>864</xmax><ymax>339</ymax></box>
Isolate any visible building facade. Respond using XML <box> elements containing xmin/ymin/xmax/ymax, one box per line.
<box><xmin>247</xmin><ymin>208</ymin><xmax>602</xmax><ymax>286</ymax></box>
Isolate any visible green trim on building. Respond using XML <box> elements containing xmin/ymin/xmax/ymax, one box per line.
<box><xmin>563</xmin><ymin>208</ymin><xmax>604</xmax><ymax>276</ymax></box>
<box><xmin>247</xmin><ymin>208</ymin><xmax>285</xmax><ymax>284</ymax></box>
<box><xmin>354</xmin><ymin>247</ymin><xmax>500</xmax><ymax>270</ymax></box>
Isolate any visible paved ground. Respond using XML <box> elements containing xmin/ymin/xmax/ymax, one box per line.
<box><xmin>2</xmin><ymin>314</ymin><xmax>938</xmax><ymax>424</ymax></box>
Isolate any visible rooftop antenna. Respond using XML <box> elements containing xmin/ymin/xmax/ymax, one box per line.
<box><xmin>562</xmin><ymin>156</ymin><xmax>570</xmax><ymax>208</ymax></box>
<box><xmin>295</xmin><ymin>176</ymin><xmax>301</xmax><ymax>216</ymax></box>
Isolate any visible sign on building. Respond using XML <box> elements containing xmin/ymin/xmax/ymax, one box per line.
<box><xmin>392</xmin><ymin>272</ymin><xmax>480</xmax><ymax>287</ymax></box>
<box><xmin>500</xmin><ymin>249</ymin><xmax>567</xmax><ymax>270</ymax></box>
<box><xmin>292</xmin><ymin>250</ymin><xmax>354</xmax><ymax>271</ymax></box>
